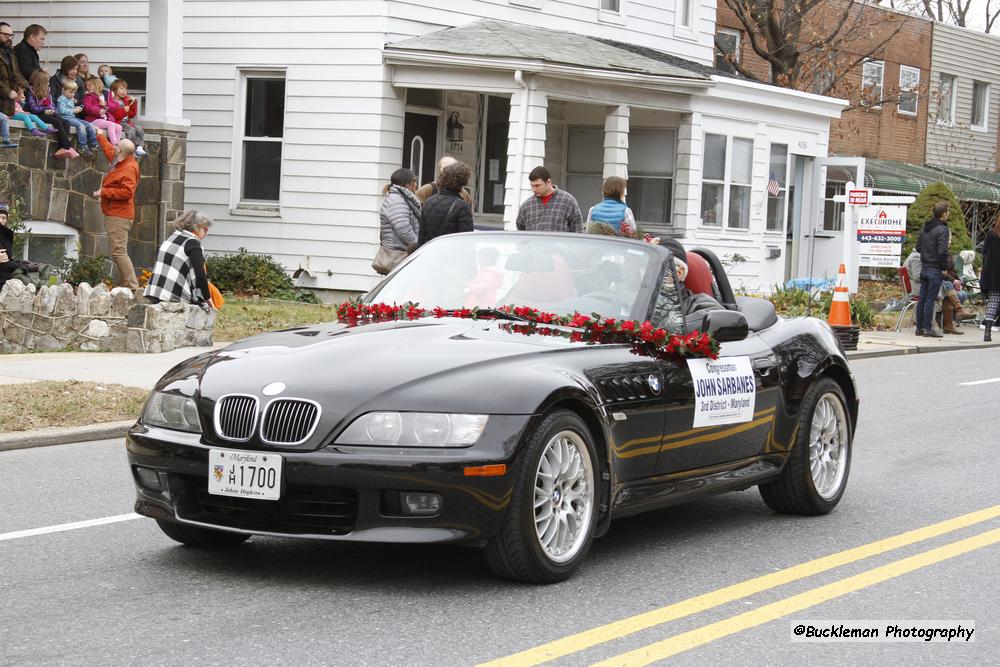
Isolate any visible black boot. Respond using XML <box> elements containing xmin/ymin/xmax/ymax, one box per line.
<box><xmin>986</xmin><ymin>322</ymin><xmax>993</xmax><ymax>342</ymax></box>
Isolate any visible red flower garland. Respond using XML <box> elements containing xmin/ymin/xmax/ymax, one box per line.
<box><xmin>335</xmin><ymin>299</ymin><xmax>719</xmax><ymax>360</ymax></box>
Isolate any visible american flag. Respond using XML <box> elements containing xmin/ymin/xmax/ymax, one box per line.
<box><xmin>767</xmin><ymin>171</ymin><xmax>782</xmax><ymax>197</ymax></box>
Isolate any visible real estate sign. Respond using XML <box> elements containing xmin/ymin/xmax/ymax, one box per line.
<box><xmin>856</xmin><ymin>205</ymin><xmax>907</xmax><ymax>267</ymax></box>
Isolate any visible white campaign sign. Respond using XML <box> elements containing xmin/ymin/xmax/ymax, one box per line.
<box><xmin>688</xmin><ymin>356</ymin><xmax>756</xmax><ymax>428</ymax></box>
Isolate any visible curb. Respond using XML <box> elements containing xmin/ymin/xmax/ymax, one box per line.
<box><xmin>848</xmin><ymin>340</ymin><xmax>999</xmax><ymax>360</ymax></box>
<box><xmin>0</xmin><ymin>420</ymin><xmax>134</xmax><ymax>452</ymax></box>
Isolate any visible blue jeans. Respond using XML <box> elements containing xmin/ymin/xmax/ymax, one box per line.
<box><xmin>917</xmin><ymin>267</ymin><xmax>944</xmax><ymax>332</ymax></box>
<box><xmin>63</xmin><ymin>117</ymin><xmax>97</xmax><ymax>146</ymax></box>
<box><xmin>0</xmin><ymin>112</ymin><xmax>9</xmax><ymax>140</ymax></box>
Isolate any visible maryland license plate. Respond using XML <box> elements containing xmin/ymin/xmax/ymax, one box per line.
<box><xmin>208</xmin><ymin>449</ymin><xmax>283</xmax><ymax>501</ymax></box>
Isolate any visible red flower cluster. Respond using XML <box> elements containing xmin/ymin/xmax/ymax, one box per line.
<box><xmin>334</xmin><ymin>299</ymin><xmax>719</xmax><ymax>359</ymax></box>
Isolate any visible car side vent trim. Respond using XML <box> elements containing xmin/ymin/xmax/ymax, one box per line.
<box><xmin>598</xmin><ymin>376</ymin><xmax>651</xmax><ymax>403</ymax></box>
<box><xmin>261</xmin><ymin>398</ymin><xmax>322</xmax><ymax>446</ymax></box>
<box><xmin>215</xmin><ymin>394</ymin><xmax>260</xmax><ymax>442</ymax></box>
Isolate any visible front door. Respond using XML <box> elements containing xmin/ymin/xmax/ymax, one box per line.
<box><xmin>403</xmin><ymin>112</ymin><xmax>439</xmax><ymax>187</ymax></box>
<box><xmin>481</xmin><ymin>95</ymin><xmax>510</xmax><ymax>214</ymax></box>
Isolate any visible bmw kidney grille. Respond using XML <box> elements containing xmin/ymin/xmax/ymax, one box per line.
<box><xmin>215</xmin><ymin>395</ymin><xmax>259</xmax><ymax>441</ymax></box>
<box><xmin>261</xmin><ymin>399</ymin><xmax>321</xmax><ymax>445</ymax></box>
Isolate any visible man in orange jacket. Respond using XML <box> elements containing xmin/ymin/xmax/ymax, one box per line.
<box><xmin>92</xmin><ymin>130</ymin><xmax>139</xmax><ymax>289</ymax></box>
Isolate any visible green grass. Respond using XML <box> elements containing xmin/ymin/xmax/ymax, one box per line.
<box><xmin>214</xmin><ymin>297</ymin><xmax>339</xmax><ymax>342</ymax></box>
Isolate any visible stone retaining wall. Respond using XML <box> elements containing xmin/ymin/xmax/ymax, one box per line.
<box><xmin>0</xmin><ymin>122</ymin><xmax>188</xmax><ymax>269</ymax></box>
<box><xmin>0</xmin><ymin>281</ymin><xmax>214</xmax><ymax>354</ymax></box>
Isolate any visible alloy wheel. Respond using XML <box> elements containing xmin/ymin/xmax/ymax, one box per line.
<box><xmin>533</xmin><ymin>429</ymin><xmax>595</xmax><ymax>564</ymax></box>
<box><xmin>809</xmin><ymin>393</ymin><xmax>849</xmax><ymax>500</ymax></box>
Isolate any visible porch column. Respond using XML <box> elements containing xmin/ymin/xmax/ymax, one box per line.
<box><xmin>144</xmin><ymin>0</ymin><xmax>187</xmax><ymax>126</ymax></box>
<box><xmin>672</xmin><ymin>112</ymin><xmax>703</xmax><ymax>231</ymax></box>
<box><xmin>603</xmin><ymin>105</ymin><xmax>629</xmax><ymax>178</ymax></box>
<box><xmin>504</xmin><ymin>80</ymin><xmax>548</xmax><ymax>229</ymax></box>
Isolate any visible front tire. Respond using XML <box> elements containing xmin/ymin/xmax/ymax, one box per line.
<box><xmin>759</xmin><ymin>377</ymin><xmax>852</xmax><ymax>515</ymax></box>
<box><xmin>484</xmin><ymin>410</ymin><xmax>599</xmax><ymax>583</ymax></box>
<box><xmin>156</xmin><ymin>519</ymin><xmax>252</xmax><ymax>548</ymax></box>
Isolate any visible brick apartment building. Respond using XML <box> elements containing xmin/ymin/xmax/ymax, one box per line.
<box><xmin>715</xmin><ymin>0</ymin><xmax>932</xmax><ymax>164</ymax></box>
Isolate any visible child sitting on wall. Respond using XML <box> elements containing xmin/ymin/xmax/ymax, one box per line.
<box><xmin>10</xmin><ymin>85</ymin><xmax>57</xmax><ymax>137</ymax></box>
<box><xmin>24</xmin><ymin>70</ymin><xmax>78</xmax><ymax>159</ymax></box>
<box><xmin>106</xmin><ymin>78</ymin><xmax>147</xmax><ymax>157</ymax></box>
<box><xmin>81</xmin><ymin>76</ymin><xmax>121</xmax><ymax>145</ymax></box>
<box><xmin>57</xmin><ymin>80</ymin><xmax>99</xmax><ymax>155</ymax></box>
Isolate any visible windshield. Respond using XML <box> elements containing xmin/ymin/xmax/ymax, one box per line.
<box><xmin>369</xmin><ymin>233</ymin><xmax>664</xmax><ymax>321</ymax></box>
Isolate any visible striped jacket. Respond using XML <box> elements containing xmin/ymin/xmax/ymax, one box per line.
<box><xmin>515</xmin><ymin>188</ymin><xmax>584</xmax><ymax>233</ymax></box>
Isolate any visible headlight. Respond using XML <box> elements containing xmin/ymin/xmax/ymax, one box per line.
<box><xmin>335</xmin><ymin>412</ymin><xmax>488</xmax><ymax>447</ymax></box>
<box><xmin>142</xmin><ymin>392</ymin><xmax>202</xmax><ymax>433</ymax></box>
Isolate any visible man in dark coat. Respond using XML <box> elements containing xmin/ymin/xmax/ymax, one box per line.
<box><xmin>915</xmin><ymin>201</ymin><xmax>951</xmax><ymax>337</ymax></box>
<box><xmin>0</xmin><ymin>22</ymin><xmax>26</xmax><ymax>117</ymax></box>
<box><xmin>13</xmin><ymin>24</ymin><xmax>46</xmax><ymax>81</ymax></box>
<box><xmin>419</xmin><ymin>162</ymin><xmax>474</xmax><ymax>246</ymax></box>
<box><xmin>1</xmin><ymin>201</ymin><xmax>29</xmax><ymax>290</ymax></box>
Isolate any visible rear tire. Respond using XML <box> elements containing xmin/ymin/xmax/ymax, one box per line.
<box><xmin>156</xmin><ymin>519</ymin><xmax>252</xmax><ymax>548</ymax></box>
<box><xmin>759</xmin><ymin>377</ymin><xmax>852</xmax><ymax>515</ymax></box>
<box><xmin>484</xmin><ymin>410</ymin><xmax>599</xmax><ymax>584</ymax></box>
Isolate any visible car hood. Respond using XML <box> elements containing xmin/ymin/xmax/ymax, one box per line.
<box><xmin>159</xmin><ymin>318</ymin><xmax>611</xmax><ymax>430</ymax></box>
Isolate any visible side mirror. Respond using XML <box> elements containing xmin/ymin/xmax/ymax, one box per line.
<box><xmin>701</xmin><ymin>310</ymin><xmax>748</xmax><ymax>343</ymax></box>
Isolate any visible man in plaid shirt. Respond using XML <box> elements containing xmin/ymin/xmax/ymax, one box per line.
<box><xmin>515</xmin><ymin>166</ymin><xmax>584</xmax><ymax>233</ymax></box>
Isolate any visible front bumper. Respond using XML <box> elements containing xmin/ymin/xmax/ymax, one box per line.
<box><xmin>126</xmin><ymin>416</ymin><xmax>533</xmax><ymax>546</ymax></box>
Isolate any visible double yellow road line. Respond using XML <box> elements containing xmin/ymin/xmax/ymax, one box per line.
<box><xmin>480</xmin><ymin>505</ymin><xmax>1000</xmax><ymax>667</ymax></box>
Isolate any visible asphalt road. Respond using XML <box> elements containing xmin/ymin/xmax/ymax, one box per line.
<box><xmin>2</xmin><ymin>348</ymin><xmax>998</xmax><ymax>666</ymax></box>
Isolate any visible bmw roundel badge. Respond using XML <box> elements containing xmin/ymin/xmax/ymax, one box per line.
<box><xmin>647</xmin><ymin>374</ymin><xmax>661</xmax><ymax>395</ymax></box>
<box><xmin>262</xmin><ymin>382</ymin><xmax>286</xmax><ymax>396</ymax></box>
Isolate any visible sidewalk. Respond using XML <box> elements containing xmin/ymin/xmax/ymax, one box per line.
<box><xmin>0</xmin><ymin>343</ymin><xmax>228</xmax><ymax>389</ymax></box>
<box><xmin>1</xmin><ymin>329</ymin><xmax>997</xmax><ymax>450</ymax></box>
<box><xmin>849</xmin><ymin>326</ymin><xmax>999</xmax><ymax>359</ymax></box>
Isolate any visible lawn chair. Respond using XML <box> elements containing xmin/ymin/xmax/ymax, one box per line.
<box><xmin>895</xmin><ymin>266</ymin><xmax>920</xmax><ymax>331</ymax></box>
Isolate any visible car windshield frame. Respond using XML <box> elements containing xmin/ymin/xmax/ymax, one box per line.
<box><xmin>366</xmin><ymin>232</ymin><xmax>673</xmax><ymax>324</ymax></box>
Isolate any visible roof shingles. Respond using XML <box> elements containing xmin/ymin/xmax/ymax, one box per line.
<box><xmin>386</xmin><ymin>19</ymin><xmax>719</xmax><ymax>80</ymax></box>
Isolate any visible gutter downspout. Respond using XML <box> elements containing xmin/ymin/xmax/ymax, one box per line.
<box><xmin>510</xmin><ymin>69</ymin><xmax>530</xmax><ymax>230</ymax></box>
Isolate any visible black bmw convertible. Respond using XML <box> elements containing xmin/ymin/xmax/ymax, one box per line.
<box><xmin>127</xmin><ymin>232</ymin><xmax>858</xmax><ymax>583</ymax></box>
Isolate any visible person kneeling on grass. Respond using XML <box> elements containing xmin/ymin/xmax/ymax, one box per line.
<box><xmin>143</xmin><ymin>210</ymin><xmax>215</xmax><ymax>311</ymax></box>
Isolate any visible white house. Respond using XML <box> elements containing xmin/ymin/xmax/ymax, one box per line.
<box><xmin>2</xmin><ymin>0</ymin><xmax>847</xmax><ymax>294</ymax></box>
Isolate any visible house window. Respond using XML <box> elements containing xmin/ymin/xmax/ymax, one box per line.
<box><xmin>700</xmin><ymin>134</ymin><xmax>753</xmax><ymax>230</ymax></box>
<box><xmin>701</xmin><ymin>133</ymin><xmax>726</xmax><ymax>226</ymax></box>
<box><xmin>861</xmin><ymin>60</ymin><xmax>884</xmax><ymax>107</ymax></box>
<box><xmin>766</xmin><ymin>144</ymin><xmax>788</xmax><ymax>232</ymax></box>
<box><xmin>239</xmin><ymin>72</ymin><xmax>285</xmax><ymax>203</ymax></box>
<box><xmin>628</xmin><ymin>129</ymin><xmax>675</xmax><ymax>227</ymax></box>
<box><xmin>823</xmin><ymin>182</ymin><xmax>845</xmax><ymax>232</ymax></box>
<box><xmin>566</xmin><ymin>127</ymin><xmax>605</xmax><ymax>215</ymax></box>
<box><xmin>898</xmin><ymin>65</ymin><xmax>920</xmax><ymax>116</ymax></box>
<box><xmin>728</xmin><ymin>138</ymin><xmax>752</xmax><ymax>229</ymax></box>
<box><xmin>601</xmin><ymin>0</ymin><xmax>621</xmax><ymax>10</ymax></box>
<box><xmin>715</xmin><ymin>29</ymin><xmax>740</xmax><ymax>73</ymax></box>
<box><xmin>971</xmin><ymin>81</ymin><xmax>990</xmax><ymax>130</ymax></box>
<box><xmin>678</xmin><ymin>0</ymin><xmax>695</xmax><ymax>28</ymax></box>
<box><xmin>937</xmin><ymin>73</ymin><xmax>957</xmax><ymax>125</ymax></box>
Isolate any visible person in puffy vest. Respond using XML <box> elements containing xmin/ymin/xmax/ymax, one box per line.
<box><xmin>586</xmin><ymin>176</ymin><xmax>637</xmax><ymax>237</ymax></box>
<box><xmin>144</xmin><ymin>210</ymin><xmax>213</xmax><ymax>308</ymax></box>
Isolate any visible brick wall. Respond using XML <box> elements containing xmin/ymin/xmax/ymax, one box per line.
<box><xmin>715</xmin><ymin>0</ymin><xmax>933</xmax><ymax>163</ymax></box>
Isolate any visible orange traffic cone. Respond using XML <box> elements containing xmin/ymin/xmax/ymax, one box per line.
<box><xmin>827</xmin><ymin>264</ymin><xmax>852</xmax><ymax>327</ymax></box>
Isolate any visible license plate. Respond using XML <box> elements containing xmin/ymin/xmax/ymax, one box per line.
<box><xmin>208</xmin><ymin>448</ymin><xmax>283</xmax><ymax>501</ymax></box>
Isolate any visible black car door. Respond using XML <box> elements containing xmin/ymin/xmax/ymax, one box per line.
<box><xmin>653</xmin><ymin>333</ymin><xmax>780</xmax><ymax>474</ymax></box>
